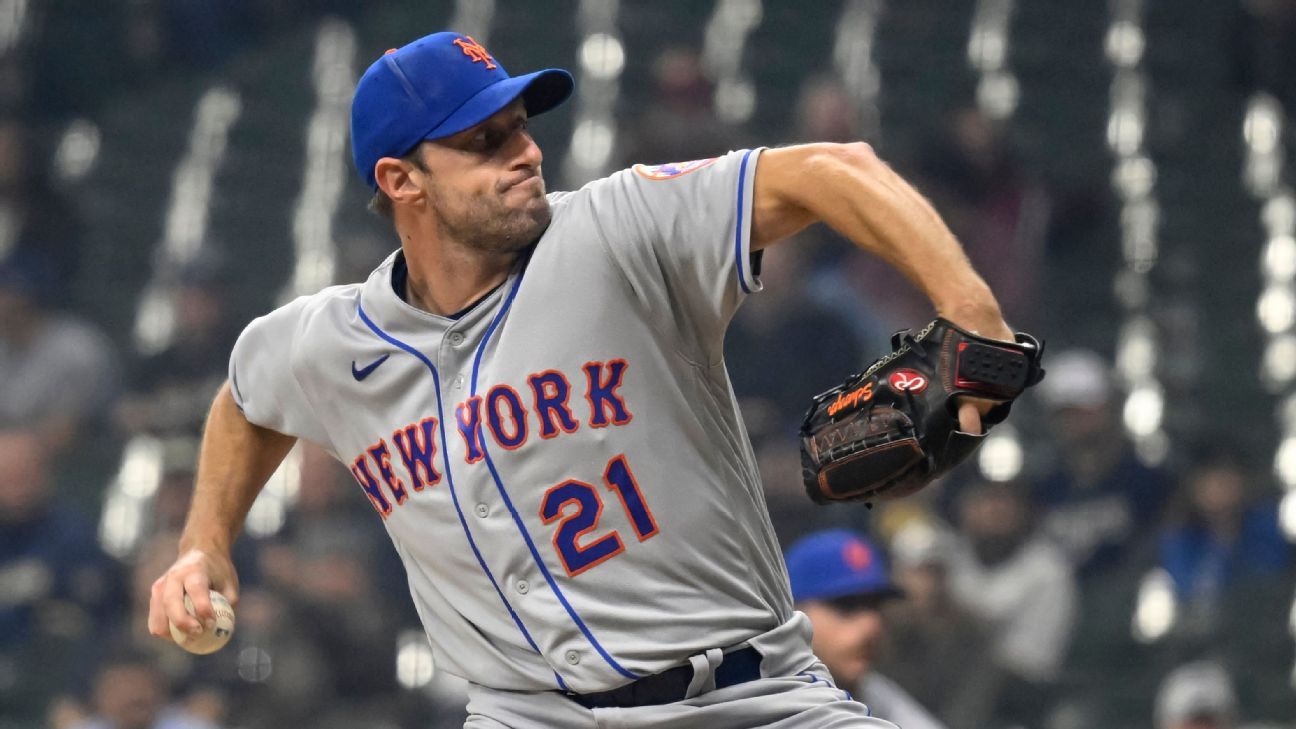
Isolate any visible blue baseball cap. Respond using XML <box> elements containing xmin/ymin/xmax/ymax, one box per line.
<box><xmin>350</xmin><ymin>32</ymin><xmax>574</xmax><ymax>189</ymax></box>
<box><xmin>784</xmin><ymin>530</ymin><xmax>902</xmax><ymax>603</ymax></box>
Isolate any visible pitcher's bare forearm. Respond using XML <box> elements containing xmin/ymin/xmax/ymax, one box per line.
<box><xmin>148</xmin><ymin>382</ymin><xmax>295</xmax><ymax>639</ymax></box>
<box><xmin>180</xmin><ymin>381</ymin><xmax>297</xmax><ymax>556</ymax></box>
<box><xmin>751</xmin><ymin>143</ymin><xmax>1006</xmax><ymax>336</ymax></box>
<box><xmin>149</xmin><ymin>381</ymin><xmax>296</xmax><ymax>635</ymax></box>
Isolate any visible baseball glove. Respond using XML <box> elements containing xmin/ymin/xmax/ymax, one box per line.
<box><xmin>799</xmin><ymin>318</ymin><xmax>1044</xmax><ymax>505</ymax></box>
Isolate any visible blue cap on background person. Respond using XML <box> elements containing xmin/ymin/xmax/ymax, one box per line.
<box><xmin>350</xmin><ymin>31</ymin><xmax>574</xmax><ymax>189</ymax></box>
<box><xmin>784</xmin><ymin>529</ymin><xmax>903</xmax><ymax>603</ymax></box>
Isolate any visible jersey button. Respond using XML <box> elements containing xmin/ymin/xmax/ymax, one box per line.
<box><xmin>515</xmin><ymin>579</ymin><xmax>529</xmax><ymax>594</ymax></box>
<box><xmin>474</xmin><ymin>503</ymin><xmax>489</xmax><ymax>518</ymax></box>
<box><xmin>564</xmin><ymin>650</ymin><xmax>580</xmax><ymax>666</ymax></box>
<box><xmin>453</xmin><ymin>374</ymin><xmax>465</xmax><ymax>389</ymax></box>
<box><xmin>448</xmin><ymin>331</ymin><xmax>466</xmax><ymax>346</ymax></box>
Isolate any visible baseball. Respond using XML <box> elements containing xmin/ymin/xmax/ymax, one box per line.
<box><xmin>168</xmin><ymin>590</ymin><xmax>235</xmax><ymax>655</ymax></box>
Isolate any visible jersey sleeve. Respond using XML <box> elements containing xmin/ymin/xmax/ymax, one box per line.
<box><xmin>227</xmin><ymin>297</ymin><xmax>330</xmax><ymax>445</ymax></box>
<box><xmin>587</xmin><ymin>148</ymin><xmax>764</xmax><ymax>364</ymax></box>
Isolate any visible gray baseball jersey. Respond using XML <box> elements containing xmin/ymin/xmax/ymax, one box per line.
<box><xmin>229</xmin><ymin>148</ymin><xmax>798</xmax><ymax>694</ymax></box>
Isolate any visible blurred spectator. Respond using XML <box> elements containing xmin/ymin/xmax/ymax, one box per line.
<box><xmin>947</xmin><ymin>477</ymin><xmax>1077</xmax><ymax>727</ymax></box>
<box><xmin>1160</xmin><ymin>451</ymin><xmax>1291</xmax><ymax>630</ymax></box>
<box><xmin>151</xmin><ymin>447</ymin><xmax>204</xmax><ymax>535</ymax></box>
<box><xmin>793</xmin><ymin>75</ymin><xmax>867</xmax><ymax>145</ymax></box>
<box><xmin>116</xmin><ymin>258</ymin><xmax>237</xmax><ymax>438</ymax></box>
<box><xmin>620</xmin><ymin>46</ymin><xmax>747</xmax><ymax>165</ymax></box>
<box><xmin>784</xmin><ymin>529</ymin><xmax>947</xmax><ymax>729</ymax></box>
<box><xmin>248</xmin><ymin>444</ymin><xmax>407</xmax><ymax>725</ymax></box>
<box><xmin>804</xmin><ymin>235</ymin><xmax>933</xmax><ymax>348</ymax></box>
<box><xmin>0</xmin><ymin>430</ymin><xmax>125</xmax><ymax>725</ymax></box>
<box><xmin>727</xmin><ymin>242</ymin><xmax>863</xmax><ymax>433</ymax></box>
<box><xmin>1033</xmin><ymin>349</ymin><xmax>1173</xmax><ymax>581</ymax></box>
<box><xmin>65</xmin><ymin>653</ymin><xmax>219</xmax><ymax>729</ymax></box>
<box><xmin>881</xmin><ymin>524</ymin><xmax>998</xmax><ymax>729</ymax></box>
<box><xmin>1154</xmin><ymin>661</ymin><xmax>1239</xmax><ymax>729</ymax></box>
<box><xmin>134</xmin><ymin>441</ymin><xmax>262</xmax><ymax>571</ymax></box>
<box><xmin>788</xmin><ymin>76</ymin><xmax>899</xmax><ymax>353</ymax></box>
<box><xmin>913</xmin><ymin>107</ymin><xmax>1049</xmax><ymax>330</ymax></box>
<box><xmin>0</xmin><ymin>116</ymin><xmax>85</xmax><ymax>295</ymax></box>
<box><xmin>755</xmin><ymin>437</ymin><xmax>845</xmax><ymax>548</ymax></box>
<box><xmin>0</xmin><ymin>254</ymin><xmax>119</xmax><ymax>451</ymax></box>
<box><xmin>732</xmin><ymin>241</ymin><xmax>869</xmax><ymax>545</ymax></box>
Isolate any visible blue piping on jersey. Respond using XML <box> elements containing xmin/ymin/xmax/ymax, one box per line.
<box><xmin>735</xmin><ymin>149</ymin><xmax>755</xmax><ymax>295</ymax></box>
<box><xmin>356</xmin><ymin>302</ymin><xmax>569</xmax><ymax>692</ymax></box>
<box><xmin>798</xmin><ymin>670</ymin><xmax>857</xmax><ymax>705</ymax></box>
<box><xmin>469</xmin><ymin>264</ymin><xmax>641</xmax><ymax>682</ymax></box>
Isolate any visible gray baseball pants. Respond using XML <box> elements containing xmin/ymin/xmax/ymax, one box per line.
<box><xmin>463</xmin><ymin>613</ymin><xmax>897</xmax><ymax>728</ymax></box>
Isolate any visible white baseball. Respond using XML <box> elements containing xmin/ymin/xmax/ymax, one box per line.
<box><xmin>168</xmin><ymin>590</ymin><xmax>235</xmax><ymax>655</ymax></box>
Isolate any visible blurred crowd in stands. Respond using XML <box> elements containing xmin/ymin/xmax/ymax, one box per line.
<box><xmin>3</xmin><ymin>2</ymin><xmax>1296</xmax><ymax>729</ymax></box>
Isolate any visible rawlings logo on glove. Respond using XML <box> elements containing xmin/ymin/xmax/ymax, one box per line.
<box><xmin>799</xmin><ymin>318</ymin><xmax>1045</xmax><ymax>505</ymax></box>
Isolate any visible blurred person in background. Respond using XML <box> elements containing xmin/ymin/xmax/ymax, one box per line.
<box><xmin>792</xmin><ymin>75</ymin><xmax>866</xmax><ymax>146</ymax></box>
<box><xmin>754</xmin><ymin>434</ymin><xmax>853</xmax><ymax>548</ymax></box>
<box><xmin>912</xmin><ymin>107</ymin><xmax>1048</xmax><ymax>330</ymax></box>
<box><xmin>1159</xmin><ymin>449</ymin><xmax>1291</xmax><ymax>632</ymax></box>
<box><xmin>1031</xmin><ymin>349</ymin><xmax>1174</xmax><ymax>720</ymax></box>
<box><xmin>0</xmin><ymin>253</ymin><xmax>119</xmax><ymax>451</ymax></box>
<box><xmin>0</xmin><ymin>429</ymin><xmax>125</xmax><ymax>727</ymax></box>
<box><xmin>116</xmin><ymin>257</ymin><xmax>238</xmax><ymax>439</ymax></box>
<box><xmin>620</xmin><ymin>45</ymin><xmax>747</xmax><ymax>166</ymax></box>
<box><xmin>728</xmin><ymin>236</ymin><xmax>869</xmax><ymax>548</ymax></box>
<box><xmin>947</xmin><ymin>477</ymin><xmax>1077</xmax><ymax>728</ymax></box>
<box><xmin>151</xmin><ymin>448</ymin><xmax>205</xmax><ymax>535</ymax></box>
<box><xmin>64</xmin><ymin>653</ymin><xmax>219</xmax><ymax>729</ymax></box>
<box><xmin>251</xmin><ymin>444</ymin><xmax>408</xmax><ymax>725</ymax></box>
<box><xmin>726</xmin><ymin>241</ymin><xmax>863</xmax><ymax>433</ymax></box>
<box><xmin>804</xmin><ymin>221</ymin><xmax>934</xmax><ymax>348</ymax></box>
<box><xmin>162</xmin><ymin>554</ymin><xmax>399</xmax><ymax>729</ymax></box>
<box><xmin>784</xmin><ymin>529</ymin><xmax>948</xmax><ymax>729</ymax></box>
<box><xmin>880</xmin><ymin>524</ymin><xmax>997</xmax><ymax>729</ymax></box>
<box><xmin>789</xmin><ymin>76</ymin><xmax>894</xmax><ymax>354</ymax></box>
<box><xmin>206</xmin><ymin>586</ymin><xmax>337</xmax><ymax>729</ymax></box>
<box><xmin>0</xmin><ymin>116</ymin><xmax>84</xmax><ymax>291</ymax></box>
<box><xmin>145</xmin><ymin>443</ymin><xmax>264</xmax><ymax>580</ymax></box>
<box><xmin>1033</xmin><ymin>349</ymin><xmax>1172</xmax><ymax>581</ymax></box>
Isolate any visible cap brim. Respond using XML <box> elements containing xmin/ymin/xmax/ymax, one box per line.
<box><xmin>424</xmin><ymin>68</ymin><xmax>573</xmax><ymax>141</ymax></box>
<box><xmin>792</xmin><ymin>573</ymin><xmax>903</xmax><ymax>603</ymax></box>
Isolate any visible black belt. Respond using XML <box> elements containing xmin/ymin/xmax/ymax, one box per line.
<box><xmin>565</xmin><ymin>646</ymin><xmax>762</xmax><ymax>709</ymax></box>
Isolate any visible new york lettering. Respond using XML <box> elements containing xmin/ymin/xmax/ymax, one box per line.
<box><xmin>348</xmin><ymin>359</ymin><xmax>632</xmax><ymax>517</ymax></box>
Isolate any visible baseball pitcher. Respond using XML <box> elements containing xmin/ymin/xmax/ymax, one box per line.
<box><xmin>147</xmin><ymin>31</ymin><xmax>1023</xmax><ymax>728</ymax></box>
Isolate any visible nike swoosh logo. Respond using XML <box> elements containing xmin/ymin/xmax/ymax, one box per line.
<box><xmin>351</xmin><ymin>354</ymin><xmax>390</xmax><ymax>381</ymax></box>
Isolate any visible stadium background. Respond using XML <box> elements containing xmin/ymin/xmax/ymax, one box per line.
<box><xmin>2</xmin><ymin>0</ymin><xmax>1295</xmax><ymax>727</ymax></box>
